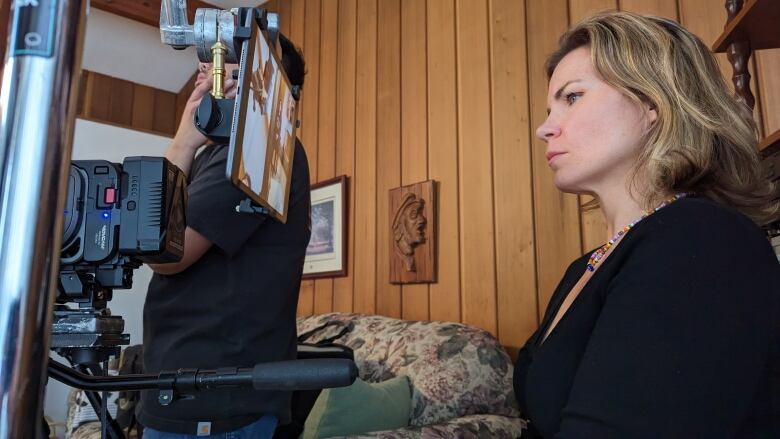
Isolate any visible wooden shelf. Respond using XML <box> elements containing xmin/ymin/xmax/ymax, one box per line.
<box><xmin>760</xmin><ymin>128</ymin><xmax>780</xmax><ymax>156</ymax></box>
<box><xmin>713</xmin><ymin>0</ymin><xmax>780</xmax><ymax>53</ymax></box>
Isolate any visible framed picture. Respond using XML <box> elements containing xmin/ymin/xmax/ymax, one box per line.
<box><xmin>303</xmin><ymin>175</ymin><xmax>348</xmax><ymax>279</ymax></box>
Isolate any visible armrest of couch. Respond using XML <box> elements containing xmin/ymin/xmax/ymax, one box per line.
<box><xmin>340</xmin><ymin>414</ymin><xmax>527</xmax><ymax>439</ymax></box>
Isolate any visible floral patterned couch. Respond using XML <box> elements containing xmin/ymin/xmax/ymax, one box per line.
<box><xmin>297</xmin><ymin>313</ymin><xmax>526</xmax><ymax>438</ymax></box>
<box><xmin>65</xmin><ymin>313</ymin><xmax>526</xmax><ymax>438</ymax></box>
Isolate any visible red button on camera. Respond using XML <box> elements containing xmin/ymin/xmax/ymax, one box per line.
<box><xmin>104</xmin><ymin>187</ymin><xmax>116</xmax><ymax>204</ymax></box>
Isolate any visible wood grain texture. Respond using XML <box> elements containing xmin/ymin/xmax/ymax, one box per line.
<box><xmin>490</xmin><ymin>0</ymin><xmax>538</xmax><ymax>353</ymax></box>
<box><xmin>400</xmin><ymin>0</ymin><xmax>430</xmax><ymax>321</ymax></box>
<box><xmin>375</xmin><ymin>0</ymin><xmax>402</xmax><ymax>319</ymax></box>
<box><xmin>619</xmin><ymin>0</ymin><xmax>678</xmax><ymax>19</ymax></box>
<box><xmin>297</xmin><ymin>0</ymin><xmax>321</xmax><ymax>316</ymax></box>
<box><xmin>313</xmin><ymin>0</ymin><xmax>339</xmax><ymax>315</ymax></box>
<box><xmin>353</xmin><ymin>0</ymin><xmax>378</xmax><ymax>315</ymax></box>
<box><xmin>456</xmin><ymin>0</ymin><xmax>497</xmax><ymax>334</ymax></box>
<box><xmin>568</xmin><ymin>0</ymin><xmax>617</xmax><ymax>22</ymax></box>
<box><xmin>527</xmin><ymin>0</ymin><xmax>583</xmax><ymax>322</ymax></box>
<box><xmin>756</xmin><ymin>49</ymin><xmax>780</xmax><ymax>137</ymax></box>
<box><xmin>333</xmin><ymin>0</ymin><xmax>357</xmax><ymax>313</ymax></box>
<box><xmin>679</xmin><ymin>0</ymin><xmax>764</xmax><ymax>129</ymax></box>
<box><xmin>427</xmin><ymin>0</ymin><xmax>461</xmax><ymax>324</ymax></box>
<box><xmin>78</xmin><ymin>70</ymin><xmax>177</xmax><ymax>138</ymax></box>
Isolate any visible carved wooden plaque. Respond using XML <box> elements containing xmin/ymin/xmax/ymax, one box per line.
<box><xmin>389</xmin><ymin>180</ymin><xmax>436</xmax><ymax>284</ymax></box>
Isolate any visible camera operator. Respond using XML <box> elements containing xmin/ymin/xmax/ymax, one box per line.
<box><xmin>138</xmin><ymin>34</ymin><xmax>311</xmax><ymax>438</ymax></box>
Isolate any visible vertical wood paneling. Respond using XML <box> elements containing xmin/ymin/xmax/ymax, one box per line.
<box><xmin>427</xmin><ymin>0</ymin><xmax>461</xmax><ymax>324</ymax></box>
<box><xmin>756</xmin><ymin>50</ymin><xmax>780</xmax><ymax>137</ymax></box>
<box><xmin>527</xmin><ymin>0</ymin><xmax>582</xmax><ymax>321</ymax></box>
<box><xmin>619</xmin><ymin>0</ymin><xmax>678</xmax><ymax>19</ymax></box>
<box><xmin>85</xmin><ymin>72</ymin><xmax>113</xmax><ymax>121</ymax></box>
<box><xmin>456</xmin><ymin>0</ymin><xmax>497</xmax><ymax>333</ymax></box>
<box><xmin>78</xmin><ymin>71</ymin><xmax>178</xmax><ymax>138</ymax></box>
<box><xmin>298</xmin><ymin>0</ymin><xmax>322</xmax><ymax>316</ymax></box>
<box><xmin>375</xmin><ymin>0</ymin><xmax>403</xmax><ymax>319</ymax></box>
<box><xmin>287</xmin><ymin>0</ymin><xmax>313</xmax><ymax>317</ymax></box>
<box><xmin>132</xmin><ymin>84</ymin><xmax>156</xmax><ymax>133</ymax></box>
<box><xmin>333</xmin><ymin>0</ymin><xmax>357</xmax><ymax>313</ymax></box>
<box><xmin>353</xmin><ymin>0</ymin><xmax>378</xmax><ymax>315</ymax></box>
<box><xmin>277</xmin><ymin>0</ymin><xmax>292</xmax><ymax>37</ymax></box>
<box><xmin>491</xmin><ymin>0</ymin><xmax>538</xmax><ymax>353</ymax></box>
<box><xmin>400</xmin><ymin>0</ymin><xmax>430</xmax><ymax>322</ymax></box>
<box><xmin>109</xmin><ymin>78</ymin><xmax>134</xmax><ymax>127</ymax></box>
<box><xmin>569</xmin><ymin>0</ymin><xmax>617</xmax><ymax>22</ymax></box>
<box><xmin>313</xmin><ymin>0</ymin><xmax>339</xmax><ymax>314</ymax></box>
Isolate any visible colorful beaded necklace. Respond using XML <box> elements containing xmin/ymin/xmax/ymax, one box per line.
<box><xmin>586</xmin><ymin>192</ymin><xmax>689</xmax><ymax>272</ymax></box>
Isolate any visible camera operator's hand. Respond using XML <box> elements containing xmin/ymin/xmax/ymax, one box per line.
<box><xmin>166</xmin><ymin>63</ymin><xmax>238</xmax><ymax>176</ymax></box>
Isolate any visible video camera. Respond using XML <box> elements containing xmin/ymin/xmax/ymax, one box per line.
<box><xmin>53</xmin><ymin>157</ymin><xmax>187</xmax><ymax>364</ymax></box>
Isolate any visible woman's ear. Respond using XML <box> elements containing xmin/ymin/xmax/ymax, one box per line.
<box><xmin>646</xmin><ymin>102</ymin><xmax>658</xmax><ymax>126</ymax></box>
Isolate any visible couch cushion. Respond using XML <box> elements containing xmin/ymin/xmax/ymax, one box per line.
<box><xmin>297</xmin><ymin>313</ymin><xmax>520</xmax><ymax>427</ymax></box>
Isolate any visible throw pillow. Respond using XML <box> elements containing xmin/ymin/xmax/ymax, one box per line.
<box><xmin>302</xmin><ymin>375</ymin><xmax>411</xmax><ymax>439</ymax></box>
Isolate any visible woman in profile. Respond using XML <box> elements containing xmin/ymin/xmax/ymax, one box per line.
<box><xmin>514</xmin><ymin>11</ymin><xmax>779</xmax><ymax>438</ymax></box>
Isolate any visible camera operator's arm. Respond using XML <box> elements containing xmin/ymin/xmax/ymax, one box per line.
<box><xmin>165</xmin><ymin>70</ymin><xmax>236</xmax><ymax>176</ymax></box>
<box><xmin>148</xmin><ymin>227</ymin><xmax>212</xmax><ymax>275</ymax></box>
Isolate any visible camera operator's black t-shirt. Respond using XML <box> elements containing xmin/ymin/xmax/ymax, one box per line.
<box><xmin>139</xmin><ymin>140</ymin><xmax>310</xmax><ymax>435</ymax></box>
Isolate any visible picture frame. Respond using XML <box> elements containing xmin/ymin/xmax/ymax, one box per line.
<box><xmin>302</xmin><ymin>175</ymin><xmax>348</xmax><ymax>279</ymax></box>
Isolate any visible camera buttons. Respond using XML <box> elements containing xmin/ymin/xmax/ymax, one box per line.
<box><xmin>104</xmin><ymin>187</ymin><xmax>116</xmax><ymax>204</ymax></box>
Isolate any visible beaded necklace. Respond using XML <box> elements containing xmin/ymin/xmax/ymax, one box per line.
<box><xmin>586</xmin><ymin>193</ymin><xmax>689</xmax><ymax>272</ymax></box>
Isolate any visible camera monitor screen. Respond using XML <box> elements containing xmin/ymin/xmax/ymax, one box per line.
<box><xmin>227</xmin><ymin>17</ymin><xmax>298</xmax><ymax>223</ymax></box>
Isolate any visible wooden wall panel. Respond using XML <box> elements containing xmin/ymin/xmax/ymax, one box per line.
<box><xmin>353</xmin><ymin>0</ymin><xmax>378</xmax><ymax>315</ymax></box>
<box><xmin>400</xmin><ymin>0</ymin><xmax>430</xmax><ymax>322</ymax></box>
<box><xmin>569</xmin><ymin>0</ymin><xmax>616</xmax><ymax>22</ymax></box>
<box><xmin>375</xmin><ymin>0</ymin><xmax>402</xmax><ymax>319</ymax></box>
<box><xmin>78</xmin><ymin>70</ymin><xmax>177</xmax><ymax>138</ymax></box>
<box><xmin>456</xmin><ymin>0</ymin><xmax>497</xmax><ymax>333</ymax></box>
<box><xmin>527</xmin><ymin>0</ymin><xmax>582</xmax><ymax>322</ymax></box>
<box><xmin>619</xmin><ymin>0</ymin><xmax>678</xmax><ymax>19</ymax></box>
<box><xmin>297</xmin><ymin>0</ymin><xmax>321</xmax><ymax>316</ymax></box>
<box><xmin>756</xmin><ymin>50</ymin><xmax>780</xmax><ymax>137</ymax></box>
<box><xmin>427</xmin><ymin>0</ymin><xmax>461</xmax><ymax>324</ymax></box>
<box><xmin>490</xmin><ymin>0</ymin><xmax>538</xmax><ymax>353</ymax></box>
<box><xmin>333</xmin><ymin>0</ymin><xmax>356</xmax><ymax>313</ymax></box>
<box><xmin>313</xmin><ymin>0</ymin><xmax>338</xmax><ymax>314</ymax></box>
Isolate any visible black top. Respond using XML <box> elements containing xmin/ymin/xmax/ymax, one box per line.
<box><xmin>139</xmin><ymin>140</ymin><xmax>311</xmax><ymax>435</ymax></box>
<box><xmin>514</xmin><ymin>196</ymin><xmax>780</xmax><ymax>439</ymax></box>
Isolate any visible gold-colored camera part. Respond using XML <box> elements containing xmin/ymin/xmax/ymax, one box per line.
<box><xmin>211</xmin><ymin>28</ymin><xmax>227</xmax><ymax>99</ymax></box>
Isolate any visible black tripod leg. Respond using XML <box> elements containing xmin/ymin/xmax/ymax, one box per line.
<box><xmin>77</xmin><ymin>365</ymin><xmax>125</xmax><ymax>439</ymax></box>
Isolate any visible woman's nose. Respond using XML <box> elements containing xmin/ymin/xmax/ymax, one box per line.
<box><xmin>535</xmin><ymin>117</ymin><xmax>561</xmax><ymax>142</ymax></box>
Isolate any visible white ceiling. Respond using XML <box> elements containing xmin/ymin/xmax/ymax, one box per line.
<box><xmin>81</xmin><ymin>1</ymin><xmax>266</xmax><ymax>93</ymax></box>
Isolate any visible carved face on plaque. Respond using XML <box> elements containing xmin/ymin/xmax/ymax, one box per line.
<box><xmin>392</xmin><ymin>194</ymin><xmax>427</xmax><ymax>272</ymax></box>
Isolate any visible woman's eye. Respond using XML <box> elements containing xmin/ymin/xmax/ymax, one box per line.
<box><xmin>565</xmin><ymin>92</ymin><xmax>581</xmax><ymax>105</ymax></box>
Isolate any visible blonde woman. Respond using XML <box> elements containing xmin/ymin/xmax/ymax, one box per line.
<box><xmin>514</xmin><ymin>12</ymin><xmax>779</xmax><ymax>438</ymax></box>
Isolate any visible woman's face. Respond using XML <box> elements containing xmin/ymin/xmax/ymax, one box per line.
<box><xmin>536</xmin><ymin>47</ymin><xmax>656</xmax><ymax>195</ymax></box>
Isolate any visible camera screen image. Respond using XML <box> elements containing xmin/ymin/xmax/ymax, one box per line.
<box><xmin>227</xmin><ymin>18</ymin><xmax>298</xmax><ymax>223</ymax></box>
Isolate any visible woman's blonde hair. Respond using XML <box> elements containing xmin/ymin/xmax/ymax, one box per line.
<box><xmin>546</xmin><ymin>11</ymin><xmax>778</xmax><ymax>224</ymax></box>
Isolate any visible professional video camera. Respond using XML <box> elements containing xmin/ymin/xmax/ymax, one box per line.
<box><xmin>52</xmin><ymin>157</ymin><xmax>187</xmax><ymax>365</ymax></box>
